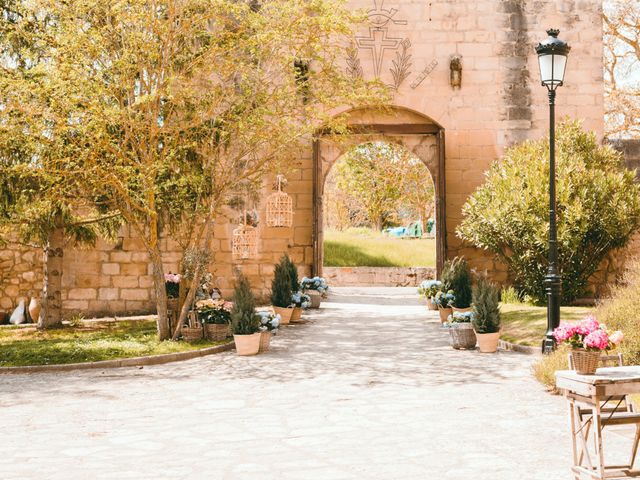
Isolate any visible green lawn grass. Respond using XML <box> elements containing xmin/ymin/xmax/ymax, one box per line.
<box><xmin>324</xmin><ymin>229</ymin><xmax>436</xmax><ymax>267</ymax></box>
<box><xmin>501</xmin><ymin>303</ymin><xmax>594</xmax><ymax>346</ymax></box>
<box><xmin>0</xmin><ymin>320</ymin><xmax>226</xmax><ymax>367</ymax></box>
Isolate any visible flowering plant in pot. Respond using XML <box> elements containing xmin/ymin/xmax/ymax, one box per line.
<box><xmin>553</xmin><ymin>317</ymin><xmax>623</xmax><ymax>374</ymax></box>
<box><xmin>441</xmin><ymin>257</ymin><xmax>472</xmax><ymax>312</ymax></box>
<box><xmin>434</xmin><ymin>289</ymin><xmax>455</xmax><ymax>324</ymax></box>
<box><xmin>270</xmin><ymin>255</ymin><xmax>294</xmax><ymax>324</ymax></box>
<box><xmin>446</xmin><ymin>311</ymin><xmax>477</xmax><ymax>350</ymax></box>
<box><xmin>418</xmin><ymin>280</ymin><xmax>442</xmax><ymax>310</ymax></box>
<box><xmin>256</xmin><ymin>310</ymin><xmax>281</xmax><ymax>352</ymax></box>
<box><xmin>231</xmin><ymin>273</ymin><xmax>261</xmax><ymax>356</ymax></box>
<box><xmin>300</xmin><ymin>276</ymin><xmax>328</xmax><ymax>308</ymax></box>
<box><xmin>471</xmin><ymin>276</ymin><xmax>501</xmax><ymax>353</ymax></box>
<box><xmin>290</xmin><ymin>291</ymin><xmax>311</xmax><ymax>322</ymax></box>
<box><xmin>165</xmin><ymin>273</ymin><xmax>181</xmax><ymax>299</ymax></box>
<box><xmin>196</xmin><ymin>299</ymin><xmax>233</xmax><ymax>341</ymax></box>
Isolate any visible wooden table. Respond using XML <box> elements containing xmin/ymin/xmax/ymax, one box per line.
<box><xmin>557</xmin><ymin>366</ymin><xmax>640</xmax><ymax>479</ymax></box>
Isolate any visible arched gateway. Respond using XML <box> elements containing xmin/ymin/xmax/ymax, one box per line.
<box><xmin>312</xmin><ymin>106</ymin><xmax>446</xmax><ymax>276</ymax></box>
<box><xmin>0</xmin><ymin>0</ymin><xmax>606</xmax><ymax>315</ymax></box>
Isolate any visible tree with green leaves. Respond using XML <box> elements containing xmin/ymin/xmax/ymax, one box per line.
<box><xmin>0</xmin><ymin>2</ymin><xmax>121</xmax><ymax>328</ymax></box>
<box><xmin>457</xmin><ymin>120</ymin><xmax>640</xmax><ymax>303</ymax></box>
<box><xmin>335</xmin><ymin>141</ymin><xmax>432</xmax><ymax>231</ymax></box>
<box><xmin>3</xmin><ymin>0</ymin><xmax>386</xmax><ymax>339</ymax></box>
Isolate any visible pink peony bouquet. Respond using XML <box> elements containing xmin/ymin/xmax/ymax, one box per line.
<box><xmin>553</xmin><ymin>316</ymin><xmax>623</xmax><ymax>351</ymax></box>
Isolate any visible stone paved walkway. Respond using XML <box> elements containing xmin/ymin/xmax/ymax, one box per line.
<box><xmin>0</xmin><ymin>288</ymin><xmax>633</xmax><ymax>479</ymax></box>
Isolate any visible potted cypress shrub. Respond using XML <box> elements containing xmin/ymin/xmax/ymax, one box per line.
<box><xmin>270</xmin><ymin>256</ymin><xmax>294</xmax><ymax>324</ymax></box>
<box><xmin>231</xmin><ymin>273</ymin><xmax>261</xmax><ymax>356</ymax></box>
<box><xmin>283</xmin><ymin>255</ymin><xmax>304</xmax><ymax>322</ymax></box>
<box><xmin>442</xmin><ymin>257</ymin><xmax>472</xmax><ymax>312</ymax></box>
<box><xmin>472</xmin><ymin>277</ymin><xmax>501</xmax><ymax>353</ymax></box>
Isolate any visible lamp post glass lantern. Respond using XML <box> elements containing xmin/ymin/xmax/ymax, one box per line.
<box><xmin>536</xmin><ymin>29</ymin><xmax>570</xmax><ymax>354</ymax></box>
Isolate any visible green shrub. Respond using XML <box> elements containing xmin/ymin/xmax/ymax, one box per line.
<box><xmin>595</xmin><ymin>258</ymin><xmax>640</xmax><ymax>365</ymax></box>
<box><xmin>500</xmin><ymin>286</ymin><xmax>522</xmax><ymax>305</ymax></box>
<box><xmin>457</xmin><ymin>120</ymin><xmax>640</xmax><ymax>303</ymax></box>
<box><xmin>532</xmin><ymin>346</ymin><xmax>570</xmax><ymax>393</ymax></box>
<box><xmin>270</xmin><ymin>256</ymin><xmax>292</xmax><ymax>308</ymax></box>
<box><xmin>231</xmin><ymin>273</ymin><xmax>259</xmax><ymax>335</ymax></box>
<box><xmin>472</xmin><ymin>276</ymin><xmax>500</xmax><ymax>334</ymax></box>
<box><xmin>282</xmin><ymin>254</ymin><xmax>299</xmax><ymax>293</ymax></box>
<box><xmin>441</xmin><ymin>257</ymin><xmax>472</xmax><ymax>308</ymax></box>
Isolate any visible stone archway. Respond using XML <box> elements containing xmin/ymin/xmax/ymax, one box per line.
<box><xmin>312</xmin><ymin>106</ymin><xmax>446</xmax><ymax>278</ymax></box>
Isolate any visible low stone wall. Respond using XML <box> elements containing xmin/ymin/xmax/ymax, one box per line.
<box><xmin>323</xmin><ymin>267</ymin><xmax>436</xmax><ymax>287</ymax></box>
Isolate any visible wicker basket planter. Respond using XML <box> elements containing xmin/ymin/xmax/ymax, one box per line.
<box><xmin>449</xmin><ymin>323</ymin><xmax>477</xmax><ymax>350</ymax></box>
<box><xmin>290</xmin><ymin>307</ymin><xmax>303</xmax><ymax>323</ymax></box>
<box><xmin>273</xmin><ymin>306</ymin><xmax>293</xmax><ymax>325</ymax></box>
<box><xmin>438</xmin><ymin>307</ymin><xmax>452</xmax><ymax>324</ymax></box>
<box><xmin>571</xmin><ymin>349</ymin><xmax>601</xmax><ymax>375</ymax></box>
<box><xmin>182</xmin><ymin>325</ymin><xmax>203</xmax><ymax>343</ymax></box>
<box><xmin>234</xmin><ymin>332</ymin><xmax>261</xmax><ymax>356</ymax></box>
<box><xmin>204</xmin><ymin>323</ymin><xmax>230</xmax><ymax>342</ymax></box>
<box><xmin>308</xmin><ymin>291</ymin><xmax>322</xmax><ymax>309</ymax></box>
<box><xmin>259</xmin><ymin>331</ymin><xmax>272</xmax><ymax>352</ymax></box>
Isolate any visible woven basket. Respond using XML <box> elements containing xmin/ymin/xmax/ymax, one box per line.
<box><xmin>259</xmin><ymin>331</ymin><xmax>271</xmax><ymax>352</ymax></box>
<box><xmin>571</xmin><ymin>349</ymin><xmax>601</xmax><ymax>375</ymax></box>
<box><xmin>449</xmin><ymin>323</ymin><xmax>477</xmax><ymax>350</ymax></box>
<box><xmin>182</xmin><ymin>326</ymin><xmax>203</xmax><ymax>343</ymax></box>
<box><xmin>427</xmin><ymin>298</ymin><xmax>438</xmax><ymax>311</ymax></box>
<box><xmin>204</xmin><ymin>323</ymin><xmax>230</xmax><ymax>342</ymax></box>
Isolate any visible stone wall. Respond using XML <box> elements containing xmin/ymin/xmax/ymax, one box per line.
<box><xmin>324</xmin><ymin>267</ymin><xmax>436</xmax><ymax>287</ymax></box>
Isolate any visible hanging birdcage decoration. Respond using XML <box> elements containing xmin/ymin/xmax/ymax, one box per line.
<box><xmin>266</xmin><ymin>175</ymin><xmax>293</xmax><ymax>228</ymax></box>
<box><xmin>232</xmin><ymin>208</ymin><xmax>259</xmax><ymax>260</ymax></box>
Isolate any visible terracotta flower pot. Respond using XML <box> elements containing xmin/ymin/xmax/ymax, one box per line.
<box><xmin>308</xmin><ymin>291</ymin><xmax>322</xmax><ymax>309</ymax></box>
<box><xmin>234</xmin><ymin>332</ymin><xmax>261</xmax><ymax>356</ymax></box>
<box><xmin>259</xmin><ymin>331</ymin><xmax>272</xmax><ymax>352</ymax></box>
<box><xmin>452</xmin><ymin>306</ymin><xmax>473</xmax><ymax>313</ymax></box>
<box><xmin>273</xmin><ymin>306</ymin><xmax>293</xmax><ymax>325</ymax></box>
<box><xmin>427</xmin><ymin>298</ymin><xmax>438</xmax><ymax>311</ymax></box>
<box><xmin>28</xmin><ymin>297</ymin><xmax>41</xmax><ymax>323</ymax></box>
<box><xmin>290</xmin><ymin>307</ymin><xmax>303</xmax><ymax>323</ymax></box>
<box><xmin>475</xmin><ymin>331</ymin><xmax>500</xmax><ymax>353</ymax></box>
<box><xmin>438</xmin><ymin>307</ymin><xmax>452</xmax><ymax>324</ymax></box>
<box><xmin>204</xmin><ymin>323</ymin><xmax>230</xmax><ymax>342</ymax></box>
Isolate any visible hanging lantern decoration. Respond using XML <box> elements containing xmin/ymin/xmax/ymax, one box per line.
<box><xmin>266</xmin><ymin>174</ymin><xmax>293</xmax><ymax>228</ymax></box>
<box><xmin>232</xmin><ymin>211</ymin><xmax>259</xmax><ymax>260</ymax></box>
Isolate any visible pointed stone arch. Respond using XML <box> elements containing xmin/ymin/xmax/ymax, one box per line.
<box><xmin>312</xmin><ymin>105</ymin><xmax>446</xmax><ymax>277</ymax></box>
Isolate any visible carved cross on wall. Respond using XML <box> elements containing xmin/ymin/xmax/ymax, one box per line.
<box><xmin>356</xmin><ymin>27</ymin><xmax>403</xmax><ymax>79</ymax></box>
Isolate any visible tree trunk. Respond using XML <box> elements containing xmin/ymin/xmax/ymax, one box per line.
<box><xmin>172</xmin><ymin>273</ymin><xmax>200</xmax><ymax>340</ymax></box>
<box><xmin>150</xmin><ymin>247</ymin><xmax>170</xmax><ymax>340</ymax></box>
<box><xmin>38</xmin><ymin>217</ymin><xmax>64</xmax><ymax>329</ymax></box>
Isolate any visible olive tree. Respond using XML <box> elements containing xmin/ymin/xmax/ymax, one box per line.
<box><xmin>457</xmin><ymin>120</ymin><xmax>640</xmax><ymax>303</ymax></box>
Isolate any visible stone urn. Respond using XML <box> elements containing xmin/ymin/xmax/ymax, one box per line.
<box><xmin>28</xmin><ymin>297</ymin><xmax>41</xmax><ymax>323</ymax></box>
<box><xmin>259</xmin><ymin>331</ymin><xmax>272</xmax><ymax>353</ymax></box>
<box><xmin>307</xmin><ymin>291</ymin><xmax>322</xmax><ymax>309</ymax></box>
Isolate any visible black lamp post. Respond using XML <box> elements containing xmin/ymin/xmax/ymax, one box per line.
<box><xmin>536</xmin><ymin>29</ymin><xmax>570</xmax><ymax>354</ymax></box>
